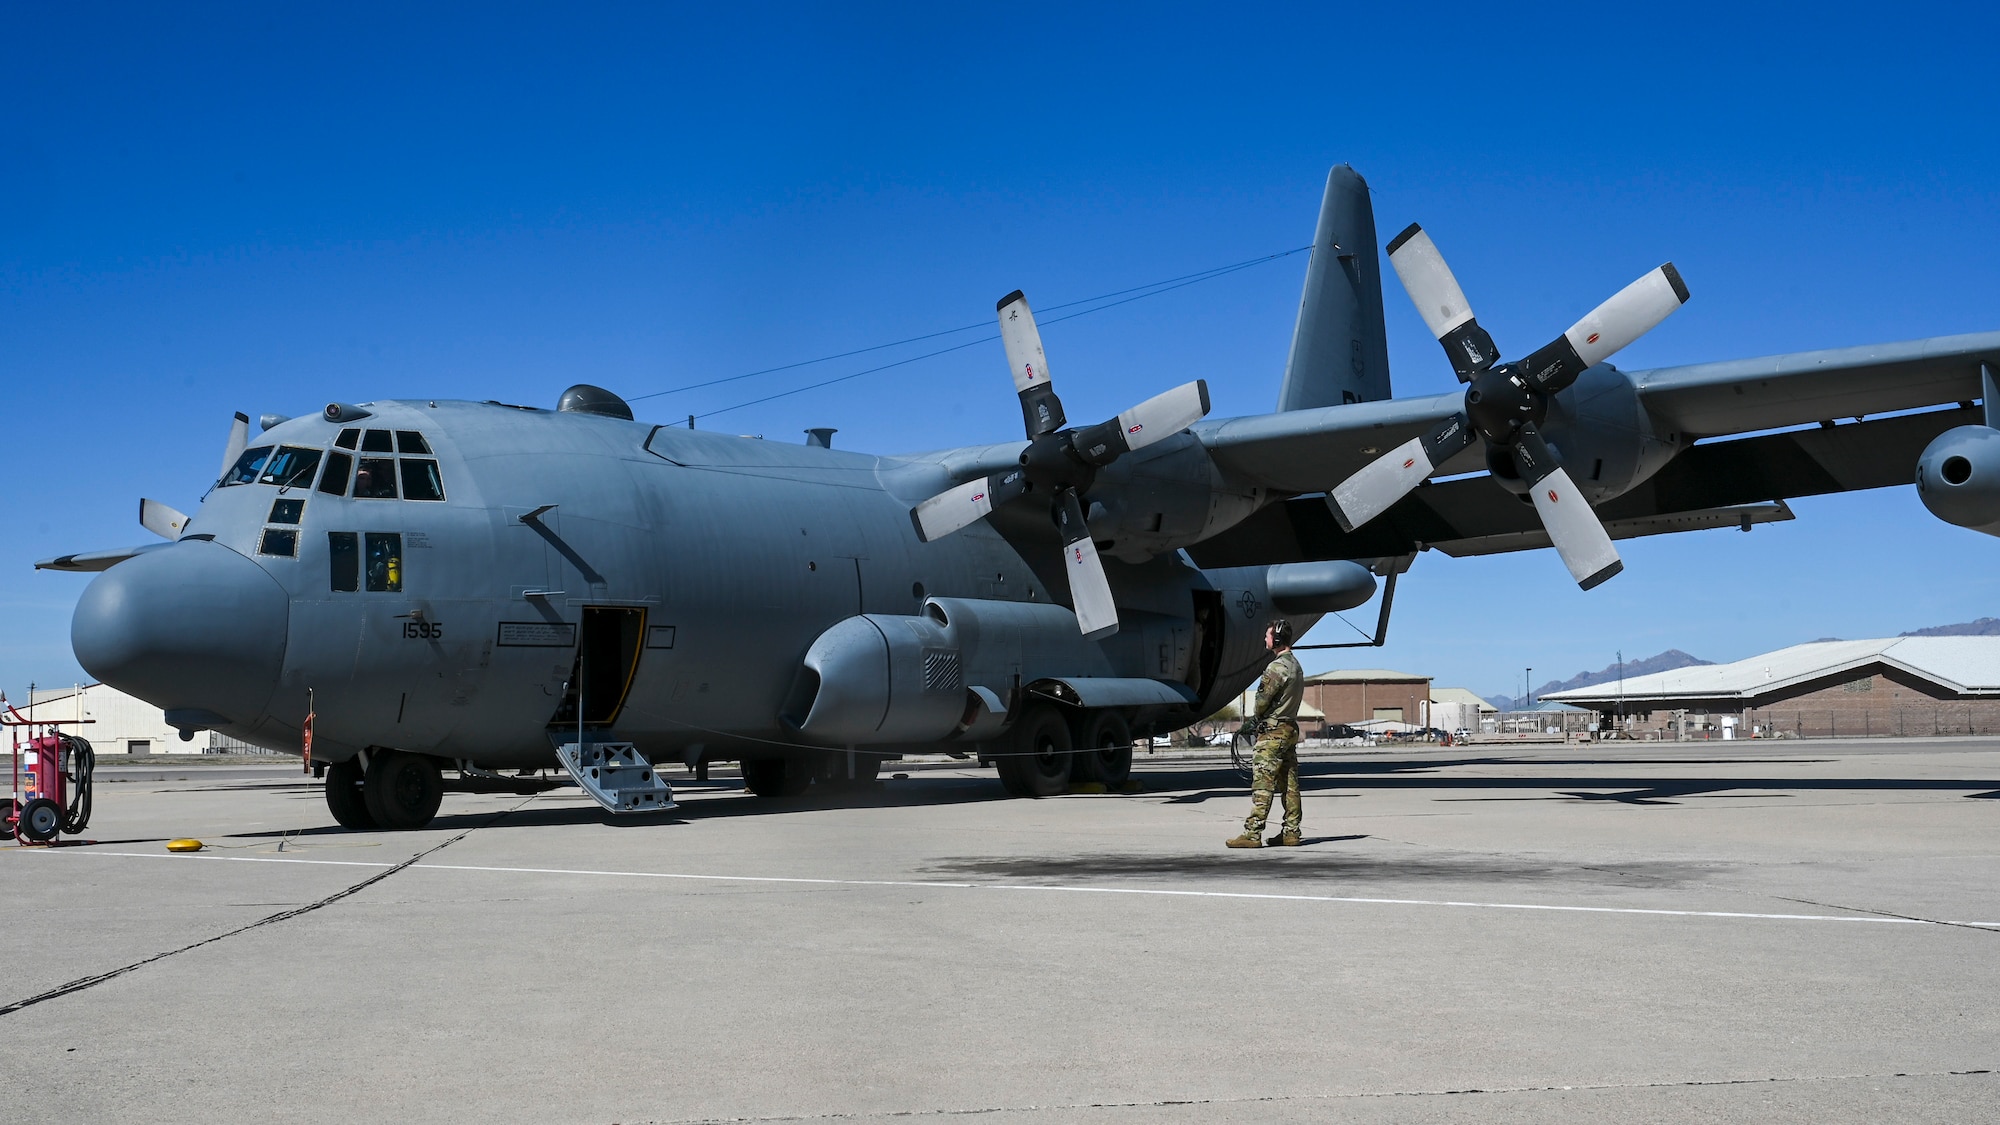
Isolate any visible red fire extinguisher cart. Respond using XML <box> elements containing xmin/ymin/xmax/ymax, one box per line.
<box><xmin>3</xmin><ymin>696</ymin><xmax>96</xmax><ymax>846</ymax></box>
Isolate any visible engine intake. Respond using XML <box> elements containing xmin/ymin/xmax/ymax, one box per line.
<box><xmin>1917</xmin><ymin>425</ymin><xmax>2000</xmax><ymax>536</ymax></box>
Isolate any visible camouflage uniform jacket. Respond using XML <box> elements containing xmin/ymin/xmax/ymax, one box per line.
<box><xmin>1251</xmin><ymin>650</ymin><xmax>1304</xmax><ymax>745</ymax></box>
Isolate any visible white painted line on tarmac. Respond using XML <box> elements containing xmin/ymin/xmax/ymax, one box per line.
<box><xmin>45</xmin><ymin>849</ymin><xmax>2000</xmax><ymax>930</ymax></box>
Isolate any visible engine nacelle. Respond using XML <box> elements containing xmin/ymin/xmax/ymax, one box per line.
<box><xmin>1532</xmin><ymin>364</ymin><xmax>1683</xmax><ymax>504</ymax></box>
<box><xmin>1917</xmin><ymin>425</ymin><xmax>2000</xmax><ymax>536</ymax></box>
<box><xmin>781</xmin><ymin>599</ymin><xmax>1113</xmax><ymax>746</ymax></box>
<box><xmin>1265</xmin><ymin>560</ymin><xmax>1376</xmax><ymax>613</ymax></box>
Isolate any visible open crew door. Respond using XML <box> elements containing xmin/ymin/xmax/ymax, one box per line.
<box><xmin>1187</xmin><ymin>589</ymin><xmax>1225</xmax><ymax>703</ymax></box>
<box><xmin>549</xmin><ymin>605</ymin><xmax>648</xmax><ymax>731</ymax></box>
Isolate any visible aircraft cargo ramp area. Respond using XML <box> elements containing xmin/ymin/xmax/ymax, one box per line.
<box><xmin>5</xmin><ymin>743</ymin><xmax>2000</xmax><ymax>1123</ymax></box>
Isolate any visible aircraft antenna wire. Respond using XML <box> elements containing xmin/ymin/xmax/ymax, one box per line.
<box><xmin>636</xmin><ymin>245</ymin><xmax>1311</xmax><ymax>420</ymax></box>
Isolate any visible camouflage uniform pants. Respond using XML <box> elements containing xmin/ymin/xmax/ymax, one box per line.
<box><xmin>1242</xmin><ymin>733</ymin><xmax>1301</xmax><ymax>838</ymax></box>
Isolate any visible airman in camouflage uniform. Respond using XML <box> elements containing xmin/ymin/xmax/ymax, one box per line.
<box><xmin>1227</xmin><ymin>618</ymin><xmax>1304</xmax><ymax>848</ymax></box>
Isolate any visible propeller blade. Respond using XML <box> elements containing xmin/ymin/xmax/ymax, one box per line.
<box><xmin>218</xmin><ymin>411</ymin><xmax>250</xmax><ymax>482</ymax></box>
<box><xmin>1386</xmin><ymin>224</ymin><xmax>1499</xmax><ymax>381</ymax></box>
<box><xmin>1513</xmin><ymin>425</ymin><xmax>1623</xmax><ymax>590</ymax></box>
<box><xmin>1069</xmin><ymin>380</ymin><xmax>1212</xmax><ymax>466</ymax></box>
<box><xmin>139</xmin><ymin>498</ymin><xmax>189</xmax><ymax>541</ymax></box>
<box><xmin>1520</xmin><ymin>263</ymin><xmax>1690</xmax><ymax>395</ymax></box>
<box><xmin>1053</xmin><ymin>490</ymin><xmax>1118</xmax><ymax>639</ymax></box>
<box><xmin>1327</xmin><ymin>413</ymin><xmax>1477</xmax><ymax>533</ymax></box>
<box><xmin>910</xmin><ymin>468</ymin><xmax>1030</xmax><ymax>543</ymax></box>
<box><xmin>997</xmin><ymin>291</ymin><xmax>1068</xmax><ymax>438</ymax></box>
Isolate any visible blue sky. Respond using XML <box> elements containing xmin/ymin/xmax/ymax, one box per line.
<box><xmin>5</xmin><ymin>3</ymin><xmax>1999</xmax><ymax>705</ymax></box>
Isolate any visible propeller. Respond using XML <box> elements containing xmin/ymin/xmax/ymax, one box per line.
<box><xmin>1328</xmin><ymin>224</ymin><xmax>1689</xmax><ymax>590</ymax></box>
<box><xmin>124</xmin><ymin>410</ymin><xmax>259</xmax><ymax>547</ymax></box>
<box><xmin>139</xmin><ymin>499</ymin><xmax>189</xmax><ymax>540</ymax></box>
<box><xmin>217</xmin><ymin>411</ymin><xmax>250</xmax><ymax>482</ymax></box>
<box><xmin>911</xmin><ymin>290</ymin><xmax>1212</xmax><ymax>638</ymax></box>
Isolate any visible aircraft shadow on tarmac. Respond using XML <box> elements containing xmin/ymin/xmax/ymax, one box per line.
<box><xmin>231</xmin><ymin>773</ymin><xmax>1005</xmax><ymax>838</ymax></box>
<box><xmin>1156</xmin><ymin>758</ymin><xmax>2000</xmax><ymax>807</ymax></box>
<box><xmin>204</xmin><ymin>756</ymin><xmax>2000</xmax><ymax>839</ymax></box>
<box><xmin>922</xmin><ymin>849</ymin><xmax>1718</xmax><ymax>888</ymax></box>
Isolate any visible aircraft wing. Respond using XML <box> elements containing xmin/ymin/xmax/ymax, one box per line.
<box><xmin>1188</xmin><ymin>330</ymin><xmax>2000</xmax><ymax>566</ymax></box>
<box><xmin>1630</xmin><ymin>330</ymin><xmax>1999</xmax><ymax>438</ymax></box>
<box><xmin>34</xmin><ymin>543</ymin><xmax>174</xmax><ymax>572</ymax></box>
<box><xmin>1194</xmin><ymin>391</ymin><xmax>1469</xmax><ymax>495</ymax></box>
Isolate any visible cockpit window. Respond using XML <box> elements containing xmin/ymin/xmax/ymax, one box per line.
<box><xmin>399</xmin><ymin>459</ymin><xmax>445</xmax><ymax>501</ymax></box>
<box><xmin>268</xmin><ymin>498</ymin><xmax>305</xmax><ymax>524</ymax></box>
<box><xmin>395</xmin><ymin>431</ymin><xmax>432</xmax><ymax>454</ymax></box>
<box><xmin>221</xmin><ymin>446</ymin><xmax>273</xmax><ymax>487</ymax></box>
<box><xmin>361</xmin><ymin>429</ymin><xmax>394</xmax><ymax>453</ymax></box>
<box><xmin>318</xmin><ymin>451</ymin><xmax>352</xmax><ymax>496</ymax></box>
<box><xmin>259</xmin><ymin>446</ymin><xmax>323</xmax><ymax>488</ymax></box>
<box><xmin>353</xmin><ymin>458</ymin><xmax>399</xmax><ymax>499</ymax></box>
<box><xmin>335</xmin><ymin>428</ymin><xmax>360</xmax><ymax>450</ymax></box>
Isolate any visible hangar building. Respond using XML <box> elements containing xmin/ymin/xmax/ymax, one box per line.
<box><xmin>1303</xmin><ymin>669</ymin><xmax>1432</xmax><ymax>727</ymax></box>
<box><xmin>1542</xmin><ymin>637</ymin><xmax>2000</xmax><ymax>738</ymax></box>
<box><xmin>7</xmin><ymin>683</ymin><xmax>267</xmax><ymax>755</ymax></box>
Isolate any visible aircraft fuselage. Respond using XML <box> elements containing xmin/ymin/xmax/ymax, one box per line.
<box><xmin>74</xmin><ymin>399</ymin><xmax>1297</xmax><ymax>770</ymax></box>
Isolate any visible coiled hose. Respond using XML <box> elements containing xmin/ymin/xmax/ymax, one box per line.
<box><xmin>61</xmin><ymin>734</ymin><xmax>93</xmax><ymax>833</ymax></box>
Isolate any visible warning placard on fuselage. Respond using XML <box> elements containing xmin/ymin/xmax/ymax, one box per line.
<box><xmin>497</xmin><ymin>622</ymin><xmax>577</xmax><ymax>647</ymax></box>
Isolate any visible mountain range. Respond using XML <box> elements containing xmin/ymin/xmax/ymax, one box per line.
<box><xmin>1488</xmin><ymin>649</ymin><xmax>1713</xmax><ymax>711</ymax></box>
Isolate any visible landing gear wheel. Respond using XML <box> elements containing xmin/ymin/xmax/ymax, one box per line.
<box><xmin>325</xmin><ymin>758</ymin><xmax>376</xmax><ymax>830</ymax></box>
<box><xmin>18</xmin><ymin>797</ymin><xmax>62</xmax><ymax>843</ymax></box>
<box><xmin>363</xmin><ymin>751</ymin><xmax>443</xmax><ymax>831</ymax></box>
<box><xmin>741</xmin><ymin>757</ymin><xmax>812</xmax><ymax>798</ymax></box>
<box><xmin>1071</xmin><ymin>711</ymin><xmax>1133</xmax><ymax>788</ymax></box>
<box><xmin>996</xmin><ymin>704</ymin><xmax>1073</xmax><ymax>798</ymax></box>
<box><xmin>815</xmin><ymin>751</ymin><xmax>883</xmax><ymax>789</ymax></box>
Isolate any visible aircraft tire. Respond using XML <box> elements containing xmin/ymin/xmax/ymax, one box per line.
<box><xmin>815</xmin><ymin>751</ymin><xmax>883</xmax><ymax>788</ymax></box>
<box><xmin>325</xmin><ymin>758</ymin><xmax>376</xmax><ymax>830</ymax></box>
<box><xmin>363</xmin><ymin>750</ymin><xmax>443</xmax><ymax>830</ymax></box>
<box><xmin>741</xmin><ymin>757</ymin><xmax>812</xmax><ymax>798</ymax></box>
<box><xmin>1070</xmin><ymin>711</ymin><xmax>1133</xmax><ymax>789</ymax></box>
<box><xmin>996</xmin><ymin>704</ymin><xmax>1072</xmax><ymax>798</ymax></box>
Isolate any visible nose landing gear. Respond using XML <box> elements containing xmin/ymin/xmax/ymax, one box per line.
<box><xmin>323</xmin><ymin>758</ymin><xmax>374</xmax><ymax>829</ymax></box>
<box><xmin>324</xmin><ymin>750</ymin><xmax>443</xmax><ymax>831</ymax></box>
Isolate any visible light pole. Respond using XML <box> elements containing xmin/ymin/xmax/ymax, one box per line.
<box><xmin>1617</xmin><ymin>649</ymin><xmax>1625</xmax><ymax>734</ymax></box>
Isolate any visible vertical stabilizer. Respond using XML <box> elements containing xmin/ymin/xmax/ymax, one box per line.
<box><xmin>1276</xmin><ymin>165</ymin><xmax>1391</xmax><ymax>411</ymax></box>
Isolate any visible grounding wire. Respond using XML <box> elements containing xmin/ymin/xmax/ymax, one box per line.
<box><xmin>689</xmin><ymin>246</ymin><xmax>1310</xmax><ymax>422</ymax></box>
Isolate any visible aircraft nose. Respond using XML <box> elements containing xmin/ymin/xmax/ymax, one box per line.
<box><xmin>72</xmin><ymin>539</ymin><xmax>291</xmax><ymax>731</ymax></box>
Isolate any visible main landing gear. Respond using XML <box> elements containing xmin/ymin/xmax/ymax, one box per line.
<box><xmin>739</xmin><ymin>750</ymin><xmax>887</xmax><ymax>799</ymax></box>
<box><xmin>325</xmin><ymin>749</ymin><xmax>444</xmax><ymax>831</ymax></box>
<box><xmin>995</xmin><ymin>703</ymin><xmax>1134</xmax><ymax>798</ymax></box>
<box><xmin>738</xmin><ymin>707</ymin><xmax>1139</xmax><ymax>801</ymax></box>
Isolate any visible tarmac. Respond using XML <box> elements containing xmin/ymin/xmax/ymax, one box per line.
<box><xmin>4</xmin><ymin>738</ymin><xmax>1999</xmax><ymax>1123</ymax></box>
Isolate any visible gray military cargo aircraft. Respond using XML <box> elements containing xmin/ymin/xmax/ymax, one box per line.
<box><xmin>38</xmin><ymin>164</ymin><xmax>2000</xmax><ymax>831</ymax></box>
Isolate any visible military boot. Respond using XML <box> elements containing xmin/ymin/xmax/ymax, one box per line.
<box><xmin>1225</xmin><ymin>833</ymin><xmax>1263</xmax><ymax>848</ymax></box>
<box><xmin>1267</xmin><ymin>833</ymin><xmax>1303</xmax><ymax>847</ymax></box>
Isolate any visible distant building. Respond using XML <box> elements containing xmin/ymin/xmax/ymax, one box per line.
<box><xmin>1302</xmin><ymin>669</ymin><xmax>1433</xmax><ymax>729</ymax></box>
<box><xmin>1542</xmin><ymin>637</ymin><xmax>2000</xmax><ymax>738</ymax></box>
<box><xmin>6</xmin><ymin>683</ymin><xmax>273</xmax><ymax>755</ymax></box>
<box><xmin>1429</xmin><ymin>687</ymin><xmax>1498</xmax><ymax>734</ymax></box>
